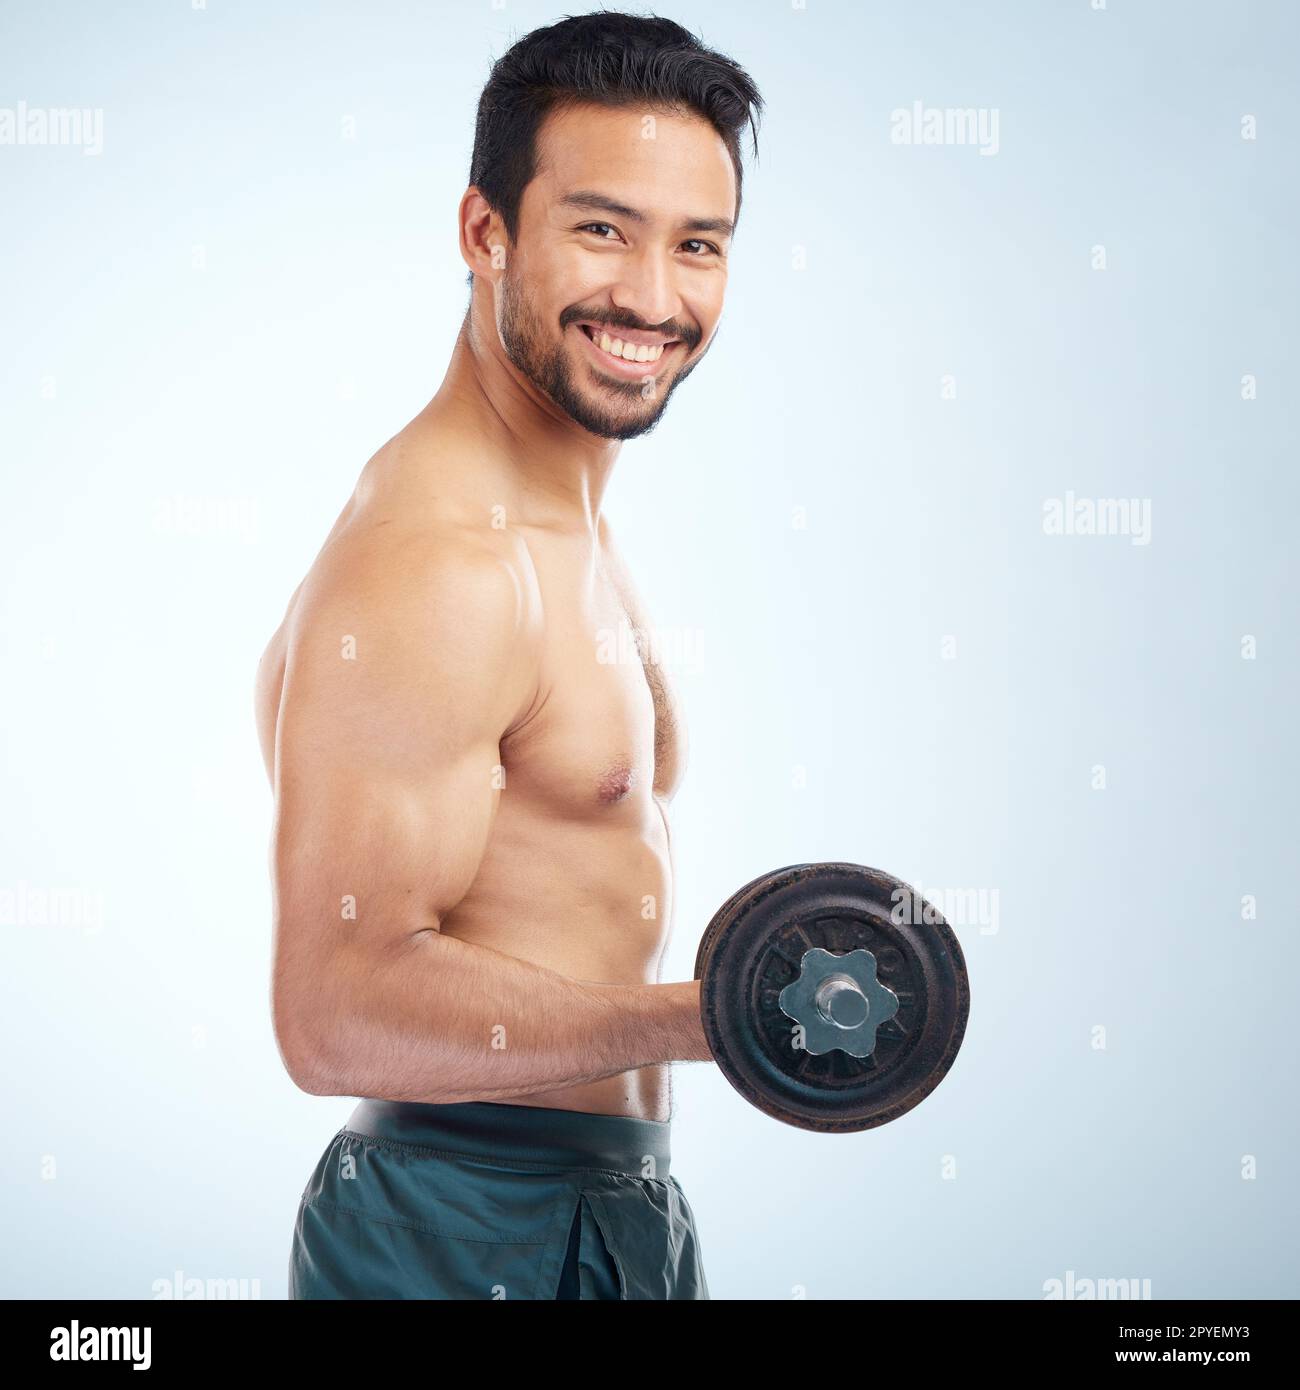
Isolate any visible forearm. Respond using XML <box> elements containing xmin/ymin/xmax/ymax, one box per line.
<box><xmin>278</xmin><ymin>928</ymin><xmax>711</xmax><ymax>1102</ymax></box>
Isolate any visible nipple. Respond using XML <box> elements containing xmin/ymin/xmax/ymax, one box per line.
<box><xmin>596</xmin><ymin>765</ymin><xmax>636</xmax><ymax>803</ymax></box>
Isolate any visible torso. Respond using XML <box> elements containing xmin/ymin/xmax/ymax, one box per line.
<box><xmin>255</xmin><ymin>433</ymin><xmax>686</xmax><ymax>1121</ymax></box>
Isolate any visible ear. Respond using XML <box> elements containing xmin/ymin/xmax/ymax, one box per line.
<box><xmin>459</xmin><ymin>188</ymin><xmax>510</xmax><ymax>282</ymax></box>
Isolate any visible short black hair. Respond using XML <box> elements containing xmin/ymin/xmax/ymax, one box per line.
<box><xmin>468</xmin><ymin>10</ymin><xmax>762</xmax><ymax>246</ymax></box>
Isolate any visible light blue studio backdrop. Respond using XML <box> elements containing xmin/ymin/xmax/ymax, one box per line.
<box><xmin>1</xmin><ymin>0</ymin><xmax>1296</xmax><ymax>1300</ymax></box>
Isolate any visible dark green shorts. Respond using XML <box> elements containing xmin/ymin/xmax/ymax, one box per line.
<box><xmin>289</xmin><ymin>1098</ymin><xmax>709</xmax><ymax>1300</ymax></box>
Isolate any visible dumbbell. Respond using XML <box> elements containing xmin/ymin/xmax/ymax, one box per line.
<box><xmin>695</xmin><ymin>863</ymin><xmax>969</xmax><ymax>1133</ymax></box>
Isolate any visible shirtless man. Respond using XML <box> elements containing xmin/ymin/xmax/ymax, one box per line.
<box><xmin>255</xmin><ymin>14</ymin><xmax>762</xmax><ymax>1300</ymax></box>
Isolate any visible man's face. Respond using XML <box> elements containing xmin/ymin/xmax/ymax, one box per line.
<box><xmin>494</xmin><ymin>102</ymin><xmax>735</xmax><ymax>441</ymax></box>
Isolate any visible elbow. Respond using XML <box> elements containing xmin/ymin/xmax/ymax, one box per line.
<box><xmin>276</xmin><ymin>1020</ymin><xmax>342</xmax><ymax>1097</ymax></box>
<box><xmin>272</xmin><ymin>977</ymin><xmax>348</xmax><ymax>1097</ymax></box>
<box><xmin>282</xmin><ymin>1049</ymin><xmax>340</xmax><ymax>1097</ymax></box>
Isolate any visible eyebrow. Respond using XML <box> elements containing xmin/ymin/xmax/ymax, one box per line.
<box><xmin>559</xmin><ymin>190</ymin><xmax>735</xmax><ymax>239</ymax></box>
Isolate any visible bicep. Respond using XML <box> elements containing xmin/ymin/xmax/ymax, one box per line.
<box><xmin>273</xmin><ymin>750</ymin><xmax>500</xmax><ymax>946</ymax></box>
<box><xmin>270</xmin><ymin>545</ymin><xmax>529</xmax><ymax>954</ymax></box>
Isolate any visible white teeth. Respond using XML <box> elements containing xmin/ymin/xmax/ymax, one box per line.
<box><xmin>589</xmin><ymin>327</ymin><xmax>666</xmax><ymax>365</ymax></box>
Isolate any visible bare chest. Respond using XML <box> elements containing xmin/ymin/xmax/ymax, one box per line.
<box><xmin>504</xmin><ymin>558</ymin><xmax>684</xmax><ymax>817</ymax></box>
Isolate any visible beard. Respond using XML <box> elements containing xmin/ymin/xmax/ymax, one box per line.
<box><xmin>497</xmin><ymin>271</ymin><xmax>702</xmax><ymax>442</ymax></box>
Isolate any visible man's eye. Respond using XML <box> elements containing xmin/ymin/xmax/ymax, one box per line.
<box><xmin>580</xmin><ymin>223</ymin><xmax>619</xmax><ymax>239</ymax></box>
<box><xmin>683</xmin><ymin>239</ymin><xmax>719</xmax><ymax>257</ymax></box>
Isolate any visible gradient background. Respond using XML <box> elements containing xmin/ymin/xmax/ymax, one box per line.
<box><xmin>1</xmin><ymin>0</ymin><xmax>1296</xmax><ymax>1300</ymax></box>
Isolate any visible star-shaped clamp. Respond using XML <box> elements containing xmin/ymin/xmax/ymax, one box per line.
<box><xmin>778</xmin><ymin>947</ymin><xmax>900</xmax><ymax>1057</ymax></box>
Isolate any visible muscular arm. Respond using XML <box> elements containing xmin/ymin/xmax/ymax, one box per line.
<box><xmin>269</xmin><ymin>528</ymin><xmax>709</xmax><ymax>1103</ymax></box>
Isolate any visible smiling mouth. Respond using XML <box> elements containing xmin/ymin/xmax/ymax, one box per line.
<box><xmin>576</xmin><ymin>322</ymin><xmax>680</xmax><ymax>366</ymax></box>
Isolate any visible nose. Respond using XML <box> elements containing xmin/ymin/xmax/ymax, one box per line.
<box><xmin>608</xmin><ymin>247</ymin><xmax>683</xmax><ymax>334</ymax></box>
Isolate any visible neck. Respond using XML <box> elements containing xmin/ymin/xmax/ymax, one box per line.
<box><xmin>428</xmin><ymin>302</ymin><xmax>622</xmax><ymax>534</ymax></box>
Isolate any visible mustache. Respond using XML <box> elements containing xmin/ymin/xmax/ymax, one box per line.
<box><xmin>560</xmin><ymin>305</ymin><xmax>701</xmax><ymax>351</ymax></box>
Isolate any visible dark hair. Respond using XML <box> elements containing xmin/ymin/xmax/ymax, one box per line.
<box><xmin>469</xmin><ymin>10</ymin><xmax>762</xmax><ymax>245</ymax></box>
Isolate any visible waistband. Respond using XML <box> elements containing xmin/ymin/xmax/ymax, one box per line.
<box><xmin>344</xmin><ymin>1098</ymin><xmax>672</xmax><ymax>1179</ymax></box>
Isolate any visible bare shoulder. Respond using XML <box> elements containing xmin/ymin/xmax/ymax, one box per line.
<box><xmin>303</xmin><ymin>515</ymin><xmax>534</xmax><ymax>639</ymax></box>
<box><xmin>255</xmin><ymin>497</ymin><xmax>543</xmax><ymax>784</ymax></box>
<box><xmin>289</xmin><ymin>511</ymin><xmax>542</xmax><ymax>718</ymax></box>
